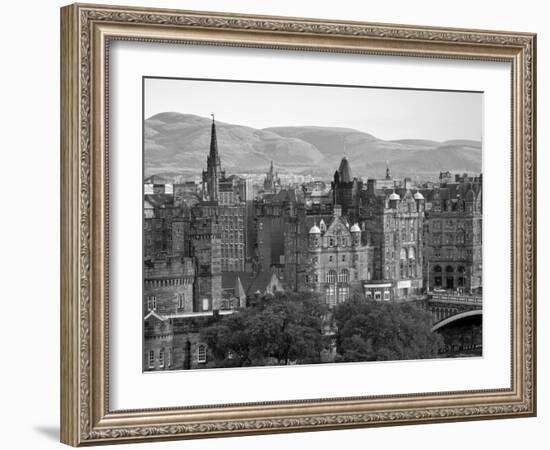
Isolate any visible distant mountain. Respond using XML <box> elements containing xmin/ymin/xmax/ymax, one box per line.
<box><xmin>145</xmin><ymin>113</ymin><xmax>323</xmax><ymax>178</ymax></box>
<box><xmin>144</xmin><ymin>113</ymin><xmax>482</xmax><ymax>180</ymax></box>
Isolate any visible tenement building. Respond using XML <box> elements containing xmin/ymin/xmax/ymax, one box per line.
<box><xmin>360</xmin><ymin>170</ymin><xmax>425</xmax><ymax>300</ymax></box>
<box><xmin>423</xmin><ymin>175</ymin><xmax>483</xmax><ymax>293</ymax></box>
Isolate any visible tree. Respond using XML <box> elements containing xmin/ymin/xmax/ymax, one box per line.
<box><xmin>333</xmin><ymin>299</ymin><xmax>443</xmax><ymax>362</ymax></box>
<box><xmin>200</xmin><ymin>292</ymin><xmax>329</xmax><ymax>367</ymax></box>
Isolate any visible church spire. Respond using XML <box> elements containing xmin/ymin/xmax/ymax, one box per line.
<box><xmin>202</xmin><ymin>114</ymin><xmax>224</xmax><ymax>202</ymax></box>
<box><xmin>208</xmin><ymin>113</ymin><xmax>220</xmax><ymax>165</ymax></box>
<box><xmin>385</xmin><ymin>160</ymin><xmax>391</xmax><ymax>180</ymax></box>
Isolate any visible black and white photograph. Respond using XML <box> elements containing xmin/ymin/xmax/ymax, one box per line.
<box><xmin>142</xmin><ymin>77</ymin><xmax>483</xmax><ymax>372</ymax></box>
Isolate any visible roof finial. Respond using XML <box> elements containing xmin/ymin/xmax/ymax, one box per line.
<box><xmin>211</xmin><ymin>113</ymin><xmax>215</xmax><ymax>123</ymax></box>
<box><xmin>343</xmin><ymin>136</ymin><xmax>347</xmax><ymax>158</ymax></box>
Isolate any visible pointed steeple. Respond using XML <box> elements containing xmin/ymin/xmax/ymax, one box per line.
<box><xmin>385</xmin><ymin>160</ymin><xmax>391</xmax><ymax>180</ymax></box>
<box><xmin>202</xmin><ymin>114</ymin><xmax>223</xmax><ymax>202</ymax></box>
<box><xmin>208</xmin><ymin>114</ymin><xmax>220</xmax><ymax>166</ymax></box>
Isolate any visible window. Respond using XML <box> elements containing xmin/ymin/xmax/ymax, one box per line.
<box><xmin>338</xmin><ymin>286</ymin><xmax>349</xmax><ymax>302</ymax></box>
<box><xmin>342</xmin><ymin>254</ymin><xmax>346</xmax><ymax>262</ymax></box>
<box><xmin>167</xmin><ymin>349</ymin><xmax>172</xmax><ymax>367</ymax></box>
<box><xmin>147</xmin><ymin>295</ymin><xmax>156</xmax><ymax>311</ymax></box>
<box><xmin>177</xmin><ymin>293</ymin><xmax>185</xmax><ymax>309</ymax></box>
<box><xmin>148</xmin><ymin>350</ymin><xmax>155</xmax><ymax>368</ymax></box>
<box><xmin>326</xmin><ymin>270</ymin><xmax>336</xmax><ymax>284</ymax></box>
<box><xmin>159</xmin><ymin>349</ymin><xmax>165</xmax><ymax>368</ymax></box>
<box><xmin>198</xmin><ymin>345</ymin><xmax>207</xmax><ymax>363</ymax></box>
<box><xmin>325</xmin><ymin>285</ymin><xmax>336</xmax><ymax>306</ymax></box>
<box><xmin>202</xmin><ymin>298</ymin><xmax>209</xmax><ymax>311</ymax></box>
<box><xmin>383</xmin><ymin>290</ymin><xmax>390</xmax><ymax>301</ymax></box>
<box><xmin>329</xmin><ymin>237</ymin><xmax>335</xmax><ymax>247</ymax></box>
<box><xmin>338</xmin><ymin>269</ymin><xmax>350</xmax><ymax>283</ymax></box>
<box><xmin>374</xmin><ymin>291</ymin><xmax>382</xmax><ymax>301</ymax></box>
<box><xmin>329</xmin><ymin>255</ymin><xmax>333</xmax><ymax>262</ymax></box>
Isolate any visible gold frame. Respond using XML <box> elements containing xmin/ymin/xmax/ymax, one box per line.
<box><xmin>60</xmin><ymin>3</ymin><xmax>537</xmax><ymax>446</ymax></box>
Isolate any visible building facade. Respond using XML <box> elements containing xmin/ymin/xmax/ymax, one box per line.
<box><xmin>305</xmin><ymin>205</ymin><xmax>374</xmax><ymax>307</ymax></box>
<box><xmin>423</xmin><ymin>176</ymin><xmax>483</xmax><ymax>293</ymax></box>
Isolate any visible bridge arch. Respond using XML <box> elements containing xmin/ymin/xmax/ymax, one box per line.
<box><xmin>431</xmin><ymin>309</ymin><xmax>482</xmax><ymax>332</ymax></box>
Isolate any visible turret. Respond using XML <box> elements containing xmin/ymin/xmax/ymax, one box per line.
<box><xmin>414</xmin><ymin>190</ymin><xmax>425</xmax><ymax>212</ymax></box>
<box><xmin>309</xmin><ymin>222</ymin><xmax>321</xmax><ymax>249</ymax></box>
<box><xmin>389</xmin><ymin>191</ymin><xmax>400</xmax><ymax>209</ymax></box>
<box><xmin>350</xmin><ymin>223</ymin><xmax>361</xmax><ymax>246</ymax></box>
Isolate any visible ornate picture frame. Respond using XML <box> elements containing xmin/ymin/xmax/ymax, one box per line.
<box><xmin>60</xmin><ymin>3</ymin><xmax>536</xmax><ymax>446</ymax></box>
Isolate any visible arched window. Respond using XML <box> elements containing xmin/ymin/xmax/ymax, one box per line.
<box><xmin>433</xmin><ymin>265</ymin><xmax>442</xmax><ymax>273</ymax></box>
<box><xmin>338</xmin><ymin>269</ymin><xmax>350</xmax><ymax>283</ymax></box>
<box><xmin>446</xmin><ymin>265</ymin><xmax>454</xmax><ymax>273</ymax></box>
<box><xmin>400</xmin><ymin>248</ymin><xmax>407</xmax><ymax>260</ymax></box>
<box><xmin>408</xmin><ymin>247</ymin><xmax>416</xmax><ymax>259</ymax></box>
<box><xmin>326</xmin><ymin>270</ymin><xmax>336</xmax><ymax>284</ymax></box>
<box><xmin>458</xmin><ymin>266</ymin><xmax>466</xmax><ymax>273</ymax></box>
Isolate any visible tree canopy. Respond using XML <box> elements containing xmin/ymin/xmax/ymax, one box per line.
<box><xmin>200</xmin><ymin>292</ymin><xmax>329</xmax><ymax>367</ymax></box>
<box><xmin>333</xmin><ymin>299</ymin><xmax>443</xmax><ymax>362</ymax></box>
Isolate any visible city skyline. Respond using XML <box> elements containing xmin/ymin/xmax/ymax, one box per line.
<box><xmin>143</xmin><ymin>104</ymin><xmax>483</xmax><ymax>372</ymax></box>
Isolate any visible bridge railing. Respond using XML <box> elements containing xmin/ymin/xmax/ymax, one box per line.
<box><xmin>428</xmin><ymin>292</ymin><xmax>482</xmax><ymax>306</ymax></box>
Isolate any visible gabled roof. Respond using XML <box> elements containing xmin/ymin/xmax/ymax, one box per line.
<box><xmin>222</xmin><ymin>271</ymin><xmax>281</xmax><ymax>297</ymax></box>
<box><xmin>144</xmin><ymin>310</ymin><xmax>166</xmax><ymax>322</ymax></box>
<box><xmin>324</xmin><ymin>214</ymin><xmax>352</xmax><ymax>238</ymax></box>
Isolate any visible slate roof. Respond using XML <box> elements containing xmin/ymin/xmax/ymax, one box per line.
<box><xmin>222</xmin><ymin>271</ymin><xmax>280</xmax><ymax>296</ymax></box>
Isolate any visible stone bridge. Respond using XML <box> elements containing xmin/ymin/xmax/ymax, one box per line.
<box><xmin>426</xmin><ymin>293</ymin><xmax>483</xmax><ymax>356</ymax></box>
<box><xmin>427</xmin><ymin>292</ymin><xmax>482</xmax><ymax>323</ymax></box>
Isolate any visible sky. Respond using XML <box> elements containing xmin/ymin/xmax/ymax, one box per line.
<box><xmin>144</xmin><ymin>77</ymin><xmax>482</xmax><ymax>142</ymax></box>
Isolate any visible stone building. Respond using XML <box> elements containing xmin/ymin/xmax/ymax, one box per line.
<box><xmin>189</xmin><ymin>214</ymin><xmax>222</xmax><ymax>311</ymax></box>
<box><xmin>304</xmin><ymin>205</ymin><xmax>374</xmax><ymax>307</ymax></box>
<box><xmin>423</xmin><ymin>176</ymin><xmax>483</xmax><ymax>293</ymax></box>
<box><xmin>144</xmin><ymin>310</ymin><xmax>234</xmax><ymax>371</ymax></box>
<box><xmin>331</xmin><ymin>156</ymin><xmax>362</xmax><ymax>220</ymax></box>
<box><xmin>195</xmin><ymin>116</ymin><xmax>248</xmax><ymax>272</ymax></box>
<box><xmin>143</xmin><ymin>256</ymin><xmax>196</xmax><ymax>315</ymax></box>
<box><xmin>254</xmin><ymin>188</ymin><xmax>303</xmax><ymax>271</ymax></box>
<box><xmin>143</xmin><ymin>194</ymin><xmax>187</xmax><ymax>259</ymax></box>
<box><xmin>361</xmin><ymin>174</ymin><xmax>426</xmax><ymax>300</ymax></box>
<box><xmin>192</xmin><ymin>202</ymin><xmax>246</xmax><ymax>272</ymax></box>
